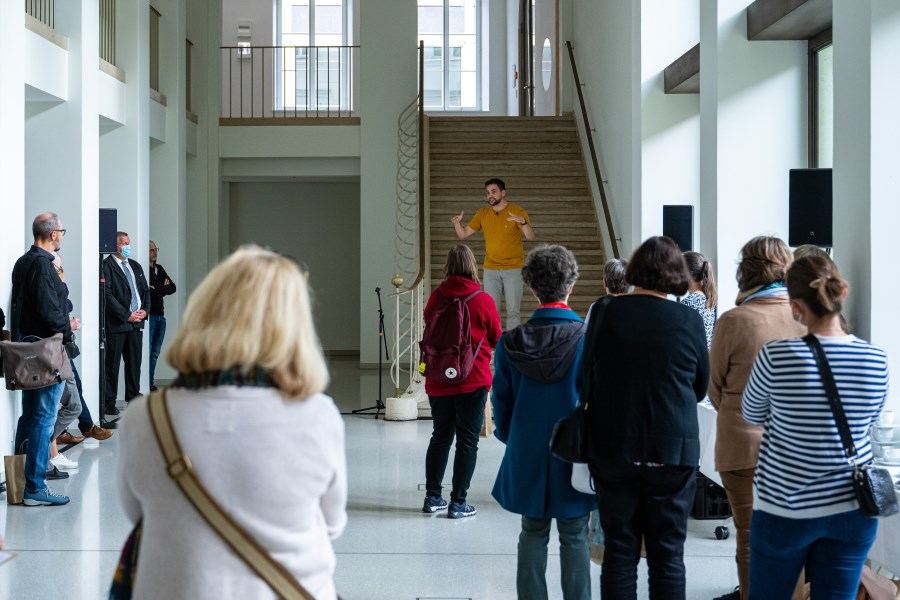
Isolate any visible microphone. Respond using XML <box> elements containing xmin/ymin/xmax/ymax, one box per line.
<box><xmin>375</xmin><ymin>287</ymin><xmax>381</xmax><ymax>294</ymax></box>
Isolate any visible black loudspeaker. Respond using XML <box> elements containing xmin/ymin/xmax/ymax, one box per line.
<box><xmin>663</xmin><ymin>205</ymin><xmax>693</xmax><ymax>252</ymax></box>
<box><xmin>99</xmin><ymin>208</ymin><xmax>117</xmax><ymax>254</ymax></box>
<box><xmin>789</xmin><ymin>168</ymin><xmax>832</xmax><ymax>248</ymax></box>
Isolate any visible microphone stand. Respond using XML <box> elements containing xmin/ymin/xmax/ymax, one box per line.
<box><xmin>352</xmin><ymin>287</ymin><xmax>389</xmax><ymax>419</ymax></box>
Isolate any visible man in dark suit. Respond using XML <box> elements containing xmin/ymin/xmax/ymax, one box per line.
<box><xmin>103</xmin><ymin>231</ymin><xmax>150</xmax><ymax>415</ymax></box>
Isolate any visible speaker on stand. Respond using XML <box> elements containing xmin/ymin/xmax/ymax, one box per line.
<box><xmin>663</xmin><ymin>205</ymin><xmax>694</xmax><ymax>252</ymax></box>
<box><xmin>789</xmin><ymin>168</ymin><xmax>832</xmax><ymax>248</ymax></box>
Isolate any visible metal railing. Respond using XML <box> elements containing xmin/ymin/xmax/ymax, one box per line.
<box><xmin>150</xmin><ymin>6</ymin><xmax>160</xmax><ymax>93</ymax></box>
<box><xmin>100</xmin><ymin>0</ymin><xmax>115</xmax><ymax>64</ymax></box>
<box><xmin>25</xmin><ymin>0</ymin><xmax>53</xmax><ymax>29</ymax></box>
<box><xmin>565</xmin><ymin>41</ymin><xmax>620</xmax><ymax>259</ymax></box>
<box><xmin>220</xmin><ymin>45</ymin><xmax>359</xmax><ymax>119</ymax></box>
<box><xmin>389</xmin><ymin>42</ymin><xmax>427</xmax><ymax>399</ymax></box>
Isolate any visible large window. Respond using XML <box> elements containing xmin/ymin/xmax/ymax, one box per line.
<box><xmin>276</xmin><ymin>0</ymin><xmax>349</xmax><ymax>112</ymax></box>
<box><xmin>809</xmin><ymin>31</ymin><xmax>833</xmax><ymax>168</ymax></box>
<box><xmin>418</xmin><ymin>0</ymin><xmax>481</xmax><ymax>110</ymax></box>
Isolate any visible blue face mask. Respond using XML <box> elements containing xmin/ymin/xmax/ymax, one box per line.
<box><xmin>121</xmin><ymin>245</ymin><xmax>132</xmax><ymax>259</ymax></box>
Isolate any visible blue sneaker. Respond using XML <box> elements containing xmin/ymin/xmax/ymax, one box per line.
<box><xmin>423</xmin><ymin>495</ymin><xmax>448</xmax><ymax>513</ymax></box>
<box><xmin>23</xmin><ymin>487</ymin><xmax>70</xmax><ymax>506</ymax></box>
<box><xmin>448</xmin><ymin>501</ymin><xmax>476</xmax><ymax>519</ymax></box>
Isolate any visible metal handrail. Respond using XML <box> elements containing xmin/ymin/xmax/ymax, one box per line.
<box><xmin>565</xmin><ymin>41</ymin><xmax>620</xmax><ymax>259</ymax></box>
<box><xmin>388</xmin><ymin>42</ymin><xmax>427</xmax><ymax>398</ymax></box>
<box><xmin>220</xmin><ymin>45</ymin><xmax>360</xmax><ymax>119</ymax></box>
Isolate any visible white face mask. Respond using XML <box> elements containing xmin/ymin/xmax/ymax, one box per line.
<box><xmin>120</xmin><ymin>245</ymin><xmax>132</xmax><ymax>259</ymax></box>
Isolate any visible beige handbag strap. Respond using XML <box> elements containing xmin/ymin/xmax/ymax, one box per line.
<box><xmin>147</xmin><ymin>390</ymin><xmax>314</xmax><ymax>600</ymax></box>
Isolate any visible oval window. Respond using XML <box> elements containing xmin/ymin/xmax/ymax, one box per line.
<box><xmin>541</xmin><ymin>38</ymin><xmax>552</xmax><ymax>91</ymax></box>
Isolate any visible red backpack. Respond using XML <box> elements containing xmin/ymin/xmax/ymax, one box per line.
<box><xmin>419</xmin><ymin>290</ymin><xmax>485</xmax><ymax>385</ymax></box>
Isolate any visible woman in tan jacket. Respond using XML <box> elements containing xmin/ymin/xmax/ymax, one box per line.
<box><xmin>708</xmin><ymin>236</ymin><xmax>805</xmax><ymax>600</ymax></box>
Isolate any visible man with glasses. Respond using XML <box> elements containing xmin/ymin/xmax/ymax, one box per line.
<box><xmin>10</xmin><ymin>212</ymin><xmax>73</xmax><ymax>505</ymax></box>
<box><xmin>147</xmin><ymin>240</ymin><xmax>176</xmax><ymax>391</ymax></box>
<box><xmin>102</xmin><ymin>231</ymin><xmax>150</xmax><ymax>415</ymax></box>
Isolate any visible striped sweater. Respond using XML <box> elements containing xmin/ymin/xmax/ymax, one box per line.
<box><xmin>742</xmin><ymin>335</ymin><xmax>889</xmax><ymax>519</ymax></box>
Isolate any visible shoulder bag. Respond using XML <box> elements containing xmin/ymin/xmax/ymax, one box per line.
<box><xmin>803</xmin><ymin>334</ymin><xmax>899</xmax><ymax>518</ymax></box>
<box><xmin>147</xmin><ymin>390</ymin><xmax>317</xmax><ymax>599</ymax></box>
<box><xmin>0</xmin><ymin>333</ymin><xmax>73</xmax><ymax>391</ymax></box>
<box><xmin>550</xmin><ymin>299</ymin><xmax>607</xmax><ymax>464</ymax></box>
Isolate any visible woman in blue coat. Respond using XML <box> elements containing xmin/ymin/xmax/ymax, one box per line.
<box><xmin>492</xmin><ymin>244</ymin><xmax>597</xmax><ymax>600</ymax></box>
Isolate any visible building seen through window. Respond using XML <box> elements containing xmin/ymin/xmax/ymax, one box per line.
<box><xmin>418</xmin><ymin>0</ymin><xmax>480</xmax><ymax>110</ymax></box>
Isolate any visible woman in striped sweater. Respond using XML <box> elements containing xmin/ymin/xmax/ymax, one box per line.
<box><xmin>742</xmin><ymin>256</ymin><xmax>889</xmax><ymax>599</ymax></box>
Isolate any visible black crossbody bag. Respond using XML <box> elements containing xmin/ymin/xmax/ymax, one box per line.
<box><xmin>803</xmin><ymin>334</ymin><xmax>898</xmax><ymax>518</ymax></box>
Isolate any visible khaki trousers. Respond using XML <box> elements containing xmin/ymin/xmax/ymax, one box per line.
<box><xmin>719</xmin><ymin>469</ymin><xmax>805</xmax><ymax>600</ymax></box>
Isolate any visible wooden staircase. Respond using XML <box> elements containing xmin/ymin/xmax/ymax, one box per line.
<box><xmin>427</xmin><ymin>115</ymin><xmax>607</xmax><ymax>319</ymax></box>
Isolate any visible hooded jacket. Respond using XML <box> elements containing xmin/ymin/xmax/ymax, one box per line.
<box><xmin>423</xmin><ymin>276</ymin><xmax>502</xmax><ymax>396</ymax></box>
<box><xmin>491</xmin><ymin>307</ymin><xmax>597</xmax><ymax>519</ymax></box>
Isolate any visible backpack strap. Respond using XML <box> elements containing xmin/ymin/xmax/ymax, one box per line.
<box><xmin>462</xmin><ymin>290</ymin><xmax>486</xmax><ymax>355</ymax></box>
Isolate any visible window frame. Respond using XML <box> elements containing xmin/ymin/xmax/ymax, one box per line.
<box><xmin>274</xmin><ymin>0</ymin><xmax>350</xmax><ymax>112</ymax></box>
<box><xmin>419</xmin><ymin>0</ymin><xmax>483</xmax><ymax>112</ymax></box>
<box><xmin>808</xmin><ymin>27</ymin><xmax>832</xmax><ymax>168</ymax></box>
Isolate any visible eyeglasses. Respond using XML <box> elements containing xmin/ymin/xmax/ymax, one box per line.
<box><xmin>54</xmin><ymin>229</ymin><xmax>66</xmax><ymax>236</ymax></box>
<box><xmin>149</xmin><ymin>247</ymin><xmax>159</xmax><ymax>252</ymax></box>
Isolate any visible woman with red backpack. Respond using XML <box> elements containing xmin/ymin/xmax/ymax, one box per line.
<box><xmin>421</xmin><ymin>244</ymin><xmax>502</xmax><ymax>519</ymax></box>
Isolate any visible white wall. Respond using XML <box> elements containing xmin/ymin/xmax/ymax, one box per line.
<box><xmin>228</xmin><ymin>181</ymin><xmax>361</xmax><ymax>353</ymax></box>
<box><xmin>640</xmin><ymin>0</ymin><xmax>700</xmax><ymax>245</ymax></box>
<box><xmin>570</xmin><ymin>0</ymin><xmax>641</xmax><ymax>255</ymax></box>
<box><xmin>701</xmin><ymin>0</ymin><xmax>806</xmax><ymax>310</ymax></box>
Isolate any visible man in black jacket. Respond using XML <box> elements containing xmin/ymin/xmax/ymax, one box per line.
<box><xmin>147</xmin><ymin>240</ymin><xmax>176</xmax><ymax>391</ymax></box>
<box><xmin>11</xmin><ymin>212</ymin><xmax>72</xmax><ymax>506</ymax></box>
<box><xmin>102</xmin><ymin>231</ymin><xmax>150</xmax><ymax>415</ymax></box>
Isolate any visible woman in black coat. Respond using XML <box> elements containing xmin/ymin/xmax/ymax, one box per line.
<box><xmin>583</xmin><ymin>236</ymin><xmax>709</xmax><ymax>600</ymax></box>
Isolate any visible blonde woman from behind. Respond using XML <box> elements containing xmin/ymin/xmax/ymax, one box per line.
<box><xmin>116</xmin><ymin>245</ymin><xmax>347</xmax><ymax>600</ymax></box>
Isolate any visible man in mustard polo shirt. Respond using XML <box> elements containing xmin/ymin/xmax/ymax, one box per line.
<box><xmin>451</xmin><ymin>178</ymin><xmax>535</xmax><ymax>329</ymax></box>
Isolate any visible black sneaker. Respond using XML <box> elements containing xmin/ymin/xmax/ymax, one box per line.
<box><xmin>712</xmin><ymin>587</ymin><xmax>740</xmax><ymax>600</ymax></box>
<box><xmin>422</xmin><ymin>495</ymin><xmax>448</xmax><ymax>513</ymax></box>
<box><xmin>105</xmin><ymin>405</ymin><xmax>120</xmax><ymax>416</ymax></box>
<box><xmin>448</xmin><ymin>501</ymin><xmax>476</xmax><ymax>519</ymax></box>
<box><xmin>45</xmin><ymin>465</ymin><xmax>69</xmax><ymax>480</ymax></box>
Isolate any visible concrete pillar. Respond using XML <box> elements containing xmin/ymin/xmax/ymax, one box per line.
<box><xmin>0</xmin><ymin>0</ymin><xmax>27</xmax><ymax>459</ymax></box>
<box><xmin>833</xmin><ymin>0</ymin><xmax>900</xmax><ymax>411</ymax></box>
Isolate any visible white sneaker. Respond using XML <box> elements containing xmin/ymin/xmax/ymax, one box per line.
<box><xmin>50</xmin><ymin>453</ymin><xmax>79</xmax><ymax>470</ymax></box>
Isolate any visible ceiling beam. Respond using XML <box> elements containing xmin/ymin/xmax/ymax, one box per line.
<box><xmin>664</xmin><ymin>44</ymin><xmax>700</xmax><ymax>94</ymax></box>
<box><xmin>747</xmin><ymin>0</ymin><xmax>832</xmax><ymax>41</ymax></box>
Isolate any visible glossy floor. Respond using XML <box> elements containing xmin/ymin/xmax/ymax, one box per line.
<box><xmin>0</xmin><ymin>359</ymin><xmax>739</xmax><ymax>599</ymax></box>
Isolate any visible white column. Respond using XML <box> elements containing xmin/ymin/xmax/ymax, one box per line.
<box><xmin>833</xmin><ymin>1</ymin><xmax>900</xmax><ymax>411</ymax></box>
<box><xmin>0</xmin><ymin>0</ymin><xmax>27</xmax><ymax>461</ymax></box>
<box><xmin>359</xmin><ymin>0</ymin><xmax>416</xmax><ymax>364</ymax></box>
<box><xmin>700</xmin><ymin>0</ymin><xmax>807</xmax><ymax>310</ymax></box>
<box><xmin>149</xmin><ymin>0</ymin><xmax>187</xmax><ymax>384</ymax></box>
<box><xmin>98</xmin><ymin>0</ymin><xmax>150</xmax><ymax>397</ymax></box>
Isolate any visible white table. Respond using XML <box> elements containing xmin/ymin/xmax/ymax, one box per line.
<box><xmin>867</xmin><ymin>477</ymin><xmax>900</xmax><ymax>576</ymax></box>
<box><xmin>698</xmin><ymin>400</ymin><xmax>722</xmax><ymax>486</ymax></box>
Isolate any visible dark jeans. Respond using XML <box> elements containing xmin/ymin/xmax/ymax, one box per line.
<box><xmin>148</xmin><ymin>315</ymin><xmax>166</xmax><ymax>387</ymax></box>
<box><xmin>15</xmin><ymin>381</ymin><xmax>65</xmax><ymax>493</ymax></box>
<box><xmin>589</xmin><ymin>461</ymin><xmax>696</xmax><ymax>600</ymax></box>
<box><xmin>749</xmin><ymin>509</ymin><xmax>878</xmax><ymax>600</ymax></box>
<box><xmin>424</xmin><ymin>388</ymin><xmax>487</xmax><ymax>503</ymax></box>
<box><xmin>518</xmin><ymin>514</ymin><xmax>591</xmax><ymax>600</ymax></box>
<box><xmin>70</xmin><ymin>360</ymin><xmax>95</xmax><ymax>431</ymax></box>
<box><xmin>105</xmin><ymin>328</ymin><xmax>143</xmax><ymax>406</ymax></box>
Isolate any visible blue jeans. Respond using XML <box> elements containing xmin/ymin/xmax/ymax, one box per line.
<box><xmin>749</xmin><ymin>509</ymin><xmax>878</xmax><ymax>600</ymax></box>
<box><xmin>518</xmin><ymin>514</ymin><xmax>591</xmax><ymax>600</ymax></box>
<box><xmin>148</xmin><ymin>315</ymin><xmax>166</xmax><ymax>387</ymax></box>
<box><xmin>14</xmin><ymin>381</ymin><xmax>65</xmax><ymax>493</ymax></box>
